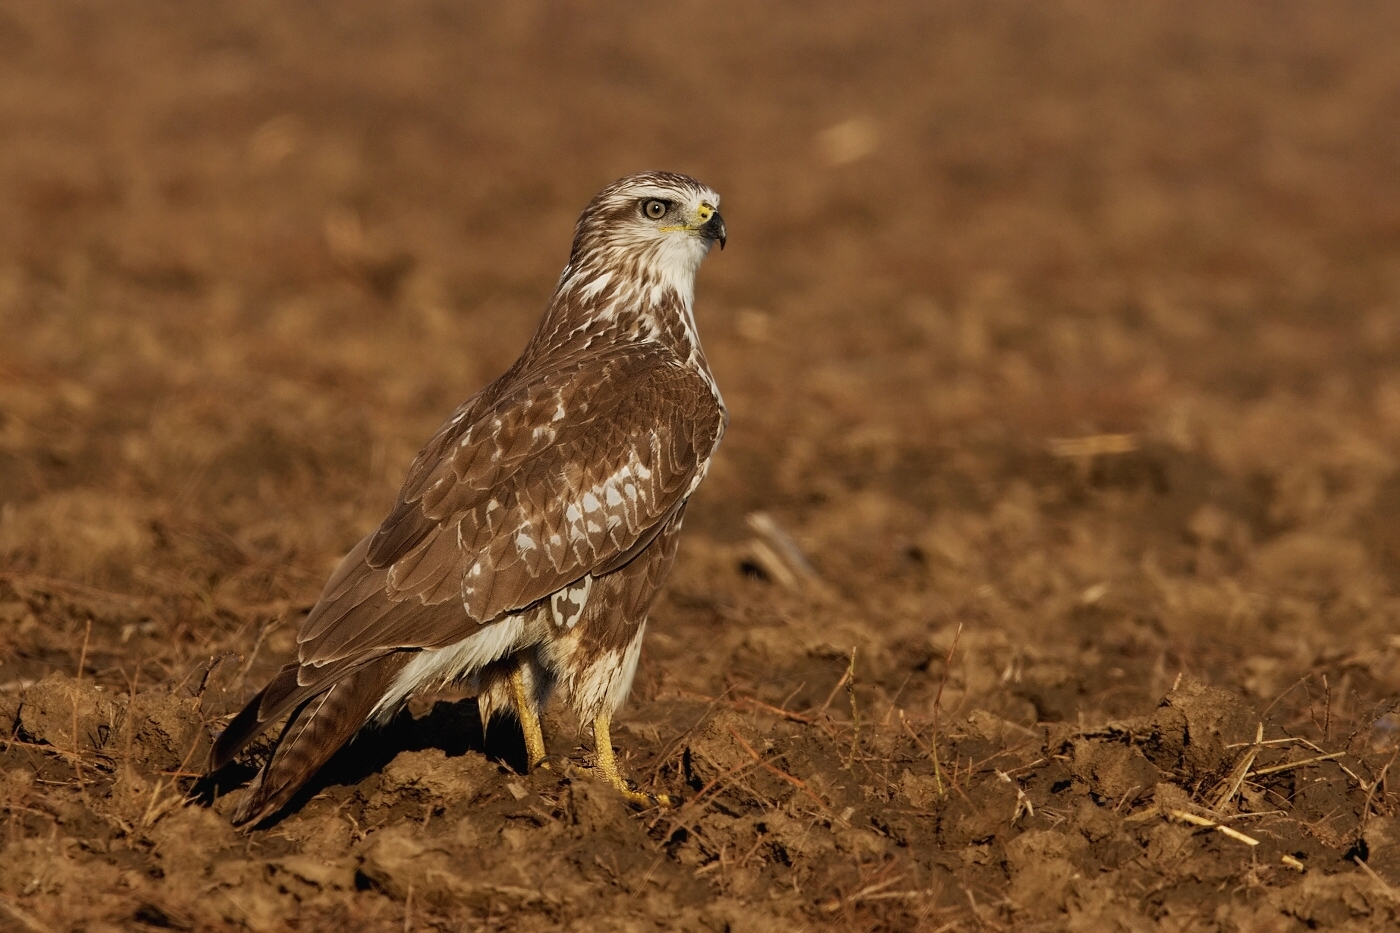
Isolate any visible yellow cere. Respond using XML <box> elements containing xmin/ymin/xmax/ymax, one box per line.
<box><xmin>660</xmin><ymin>202</ymin><xmax>714</xmax><ymax>234</ymax></box>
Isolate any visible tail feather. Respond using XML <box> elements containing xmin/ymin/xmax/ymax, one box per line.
<box><xmin>231</xmin><ymin>652</ymin><xmax>411</xmax><ymax>826</ymax></box>
<box><xmin>210</xmin><ymin>662</ymin><xmax>304</xmax><ymax>772</ymax></box>
<box><xmin>210</xmin><ymin>652</ymin><xmax>378</xmax><ymax>773</ymax></box>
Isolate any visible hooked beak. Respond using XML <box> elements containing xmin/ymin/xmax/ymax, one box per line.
<box><xmin>698</xmin><ymin>209</ymin><xmax>726</xmax><ymax>250</ymax></box>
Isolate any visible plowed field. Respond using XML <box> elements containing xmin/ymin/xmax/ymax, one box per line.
<box><xmin>5</xmin><ymin>3</ymin><xmax>1400</xmax><ymax>930</ymax></box>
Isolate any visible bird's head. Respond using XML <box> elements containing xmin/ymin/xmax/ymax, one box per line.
<box><xmin>564</xmin><ymin>172</ymin><xmax>725</xmax><ymax>301</ymax></box>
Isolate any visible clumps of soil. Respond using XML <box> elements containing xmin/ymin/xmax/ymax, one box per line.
<box><xmin>1143</xmin><ymin>676</ymin><xmax>1259</xmax><ymax>778</ymax></box>
<box><xmin>645</xmin><ymin>675</ymin><xmax>1400</xmax><ymax>930</ymax></box>
<box><xmin>3</xmin><ymin>651</ymin><xmax>1400</xmax><ymax>930</ymax></box>
<box><xmin>4</xmin><ymin>671</ymin><xmax>208</xmax><ymax>775</ymax></box>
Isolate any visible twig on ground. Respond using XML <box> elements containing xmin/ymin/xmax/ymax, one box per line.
<box><xmin>962</xmin><ymin>885</ymin><xmax>990</xmax><ymax>931</ymax></box>
<box><xmin>899</xmin><ymin>710</ymin><xmax>930</xmax><ymax>755</ymax></box>
<box><xmin>929</xmin><ymin>622</ymin><xmax>964</xmax><ymax>798</ymax></box>
<box><xmin>844</xmin><ymin>648</ymin><xmax>860</xmax><ymax>769</ymax></box>
<box><xmin>880</xmin><ymin>671</ymin><xmax>916</xmax><ymax>727</ymax></box>
<box><xmin>1210</xmin><ymin>722</ymin><xmax>1264</xmax><ymax>811</ymax></box>
<box><xmin>1167</xmin><ymin>809</ymin><xmax>1260</xmax><ymax>846</ymax></box>
<box><xmin>678</xmin><ymin>756</ymin><xmax>765</xmax><ymax>814</ymax></box>
<box><xmin>1249</xmin><ymin>752</ymin><xmax>1345</xmax><ymax>779</ymax></box>
<box><xmin>650</xmin><ymin>747</ymin><xmax>771</xmax><ymax>841</ymax></box>
<box><xmin>997</xmin><ymin>757</ymin><xmax>1047</xmax><ymax>778</ymax></box>
<box><xmin>725</xmin><ymin>725</ymin><xmax>832</xmax><ymax>815</ymax></box>
<box><xmin>671</xmin><ymin>688</ymin><xmax>836</xmax><ymax>738</ymax></box>
<box><xmin>1323</xmin><ymin>674</ymin><xmax>1332</xmax><ymax>743</ymax></box>
<box><xmin>1225</xmin><ymin>736</ymin><xmax>1323</xmax><ymax>749</ymax></box>
<box><xmin>744</xmin><ymin>512</ymin><xmax>822</xmax><ymax>592</ymax></box>
<box><xmin>1358</xmin><ymin>749</ymin><xmax>1399</xmax><ymax>842</ymax></box>
<box><xmin>1113</xmin><ymin>784</ymin><xmax>1142</xmax><ymax>814</ymax></box>
<box><xmin>734</xmin><ymin>696</ymin><xmax>817</xmax><ymax>725</ymax></box>
<box><xmin>173</xmin><ymin>651</ymin><xmax>234</xmax><ymax>698</ymax></box>
<box><xmin>142</xmin><ymin>727</ymin><xmax>208</xmax><ymax>828</ymax></box>
<box><xmin>819</xmin><ymin>874</ymin><xmax>916</xmax><ymax>911</ymax></box>
<box><xmin>996</xmin><ymin>770</ymin><xmax>1035</xmax><ymax>823</ymax></box>
<box><xmin>1354</xmin><ymin>855</ymin><xmax>1400</xmax><ymax>902</ymax></box>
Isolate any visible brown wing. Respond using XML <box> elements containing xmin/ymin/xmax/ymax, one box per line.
<box><xmin>294</xmin><ymin>347</ymin><xmax>723</xmax><ymax>670</ymax></box>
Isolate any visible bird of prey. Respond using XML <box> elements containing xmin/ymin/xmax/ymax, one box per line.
<box><xmin>210</xmin><ymin>172</ymin><xmax>727</xmax><ymax>825</ymax></box>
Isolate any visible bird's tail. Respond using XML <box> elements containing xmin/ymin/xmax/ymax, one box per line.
<box><xmin>209</xmin><ymin>661</ymin><xmax>307</xmax><ymax>773</ymax></box>
<box><xmin>219</xmin><ymin>653</ymin><xmax>410</xmax><ymax>826</ymax></box>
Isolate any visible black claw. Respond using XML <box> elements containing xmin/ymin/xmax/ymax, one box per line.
<box><xmin>533</xmin><ymin>754</ymin><xmax>571</xmax><ymax>773</ymax></box>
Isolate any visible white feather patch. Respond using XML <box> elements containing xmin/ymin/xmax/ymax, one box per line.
<box><xmin>549</xmin><ymin>575</ymin><xmax>592</xmax><ymax>629</ymax></box>
<box><xmin>371</xmin><ymin>614</ymin><xmax>534</xmax><ymax>721</ymax></box>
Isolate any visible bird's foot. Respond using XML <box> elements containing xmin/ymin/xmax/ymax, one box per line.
<box><xmin>588</xmin><ymin>713</ymin><xmax>680</xmax><ymax>808</ymax></box>
<box><xmin>559</xmin><ymin>758</ymin><xmax>679</xmax><ymax>808</ymax></box>
<box><xmin>609</xmin><ymin>781</ymin><xmax>681</xmax><ymax>809</ymax></box>
<box><xmin>514</xmin><ymin>707</ymin><xmax>679</xmax><ymax>806</ymax></box>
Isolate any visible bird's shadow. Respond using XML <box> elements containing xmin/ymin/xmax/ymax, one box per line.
<box><xmin>193</xmin><ymin>697</ymin><xmax>528</xmax><ymax>827</ymax></box>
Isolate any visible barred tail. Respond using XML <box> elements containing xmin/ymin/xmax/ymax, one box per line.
<box><xmin>224</xmin><ymin>653</ymin><xmax>410</xmax><ymax>825</ymax></box>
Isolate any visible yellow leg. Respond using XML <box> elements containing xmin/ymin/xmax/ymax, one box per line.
<box><xmin>510</xmin><ymin>664</ymin><xmax>547</xmax><ymax>768</ymax></box>
<box><xmin>592</xmin><ymin>713</ymin><xmax>679</xmax><ymax>808</ymax></box>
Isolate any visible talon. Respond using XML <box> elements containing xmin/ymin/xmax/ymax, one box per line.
<box><xmin>612</xmin><ymin>776</ymin><xmax>680</xmax><ymax>809</ymax></box>
<box><xmin>534</xmin><ymin>754</ymin><xmax>571</xmax><ymax>774</ymax></box>
<box><xmin>621</xmin><ymin>788</ymin><xmax>680</xmax><ymax>809</ymax></box>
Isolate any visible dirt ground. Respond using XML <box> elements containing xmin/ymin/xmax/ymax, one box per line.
<box><xmin>4</xmin><ymin>2</ymin><xmax>1400</xmax><ymax>930</ymax></box>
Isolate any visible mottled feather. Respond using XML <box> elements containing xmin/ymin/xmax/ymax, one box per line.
<box><xmin>231</xmin><ymin>653</ymin><xmax>410</xmax><ymax>825</ymax></box>
<box><xmin>297</xmin><ymin>354</ymin><xmax>720</xmax><ymax>666</ymax></box>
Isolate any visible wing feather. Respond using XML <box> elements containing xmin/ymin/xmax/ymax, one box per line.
<box><xmin>294</xmin><ymin>348</ymin><xmax>723</xmax><ymax>667</ymax></box>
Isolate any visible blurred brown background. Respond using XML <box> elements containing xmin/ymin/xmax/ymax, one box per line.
<box><xmin>4</xmin><ymin>3</ymin><xmax>1400</xmax><ymax>930</ymax></box>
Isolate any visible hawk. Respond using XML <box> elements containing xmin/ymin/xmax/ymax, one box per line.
<box><xmin>210</xmin><ymin>172</ymin><xmax>727</xmax><ymax>825</ymax></box>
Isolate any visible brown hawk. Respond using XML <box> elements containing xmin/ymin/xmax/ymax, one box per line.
<box><xmin>210</xmin><ymin>172</ymin><xmax>727</xmax><ymax>825</ymax></box>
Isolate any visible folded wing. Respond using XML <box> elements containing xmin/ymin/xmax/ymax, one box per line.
<box><xmin>295</xmin><ymin>346</ymin><xmax>723</xmax><ymax>672</ymax></box>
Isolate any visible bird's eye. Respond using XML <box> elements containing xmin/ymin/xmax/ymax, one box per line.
<box><xmin>642</xmin><ymin>199</ymin><xmax>668</xmax><ymax>220</ymax></box>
